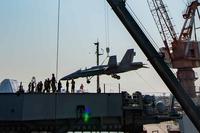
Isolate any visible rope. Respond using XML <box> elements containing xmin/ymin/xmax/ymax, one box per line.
<box><xmin>104</xmin><ymin>0</ymin><xmax>110</xmax><ymax>48</ymax></box>
<box><xmin>126</xmin><ymin>2</ymin><xmax>161</xmax><ymax>51</ymax></box>
<box><xmin>56</xmin><ymin>0</ymin><xmax>61</xmax><ymax>80</ymax></box>
<box><xmin>126</xmin><ymin>1</ymin><xmax>179</xmax><ymax>93</ymax></box>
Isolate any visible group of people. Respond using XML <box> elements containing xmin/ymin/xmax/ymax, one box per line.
<box><xmin>18</xmin><ymin>74</ymin><xmax>77</xmax><ymax>93</ymax></box>
<box><xmin>65</xmin><ymin>79</ymin><xmax>76</xmax><ymax>93</ymax></box>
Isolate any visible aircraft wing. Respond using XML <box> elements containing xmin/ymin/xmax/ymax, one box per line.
<box><xmin>60</xmin><ymin>66</ymin><xmax>107</xmax><ymax>80</ymax></box>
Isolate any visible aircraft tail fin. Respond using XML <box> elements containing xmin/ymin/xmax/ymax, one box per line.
<box><xmin>120</xmin><ymin>49</ymin><xmax>135</xmax><ymax>65</ymax></box>
<box><xmin>108</xmin><ymin>55</ymin><xmax>117</xmax><ymax>67</ymax></box>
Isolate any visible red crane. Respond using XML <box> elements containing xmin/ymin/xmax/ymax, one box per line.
<box><xmin>148</xmin><ymin>0</ymin><xmax>200</xmax><ymax>97</ymax></box>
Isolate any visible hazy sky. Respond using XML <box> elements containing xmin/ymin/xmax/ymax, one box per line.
<box><xmin>0</xmin><ymin>0</ymin><xmax>196</xmax><ymax>94</ymax></box>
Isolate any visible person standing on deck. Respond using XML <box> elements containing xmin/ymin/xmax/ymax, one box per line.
<box><xmin>66</xmin><ymin>80</ymin><xmax>69</xmax><ymax>93</ymax></box>
<box><xmin>18</xmin><ymin>82</ymin><xmax>24</xmax><ymax>93</ymax></box>
<box><xmin>37</xmin><ymin>81</ymin><xmax>43</xmax><ymax>93</ymax></box>
<box><xmin>31</xmin><ymin>76</ymin><xmax>36</xmax><ymax>92</ymax></box>
<box><xmin>28</xmin><ymin>82</ymin><xmax>31</xmax><ymax>92</ymax></box>
<box><xmin>51</xmin><ymin>74</ymin><xmax>57</xmax><ymax>93</ymax></box>
<box><xmin>71</xmin><ymin>79</ymin><xmax>75</xmax><ymax>93</ymax></box>
<box><xmin>80</xmin><ymin>84</ymin><xmax>84</xmax><ymax>93</ymax></box>
<box><xmin>58</xmin><ymin>80</ymin><xmax>62</xmax><ymax>93</ymax></box>
<box><xmin>43</xmin><ymin>79</ymin><xmax>48</xmax><ymax>93</ymax></box>
<box><xmin>46</xmin><ymin>78</ymin><xmax>51</xmax><ymax>93</ymax></box>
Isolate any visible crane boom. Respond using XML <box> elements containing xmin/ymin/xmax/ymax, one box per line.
<box><xmin>147</xmin><ymin>0</ymin><xmax>178</xmax><ymax>64</ymax></box>
<box><xmin>179</xmin><ymin>0</ymin><xmax>200</xmax><ymax>41</ymax></box>
<box><xmin>106</xmin><ymin>0</ymin><xmax>200</xmax><ymax>131</ymax></box>
<box><xmin>147</xmin><ymin>0</ymin><xmax>177</xmax><ymax>46</ymax></box>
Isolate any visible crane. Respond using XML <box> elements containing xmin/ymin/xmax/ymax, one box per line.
<box><xmin>106</xmin><ymin>0</ymin><xmax>200</xmax><ymax>131</ymax></box>
<box><xmin>147</xmin><ymin>0</ymin><xmax>200</xmax><ymax>97</ymax></box>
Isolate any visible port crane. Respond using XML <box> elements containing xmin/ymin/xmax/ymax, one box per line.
<box><xmin>147</xmin><ymin>0</ymin><xmax>200</xmax><ymax>97</ymax></box>
<box><xmin>106</xmin><ymin>0</ymin><xmax>200</xmax><ymax>131</ymax></box>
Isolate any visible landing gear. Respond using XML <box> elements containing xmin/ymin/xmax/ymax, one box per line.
<box><xmin>112</xmin><ymin>74</ymin><xmax>121</xmax><ymax>80</ymax></box>
<box><xmin>86</xmin><ymin>79</ymin><xmax>91</xmax><ymax>84</ymax></box>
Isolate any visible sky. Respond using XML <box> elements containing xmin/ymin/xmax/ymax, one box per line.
<box><xmin>0</xmin><ymin>0</ymin><xmax>197</xmax><ymax>95</ymax></box>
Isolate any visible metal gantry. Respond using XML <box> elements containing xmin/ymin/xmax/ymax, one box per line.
<box><xmin>148</xmin><ymin>0</ymin><xmax>200</xmax><ymax>97</ymax></box>
<box><xmin>106</xmin><ymin>0</ymin><xmax>200</xmax><ymax>131</ymax></box>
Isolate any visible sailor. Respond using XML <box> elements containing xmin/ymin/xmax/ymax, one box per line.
<box><xmin>28</xmin><ymin>82</ymin><xmax>32</xmax><ymax>92</ymax></box>
<box><xmin>31</xmin><ymin>82</ymin><xmax>35</xmax><ymax>92</ymax></box>
<box><xmin>46</xmin><ymin>78</ymin><xmax>51</xmax><ymax>93</ymax></box>
<box><xmin>71</xmin><ymin>79</ymin><xmax>75</xmax><ymax>93</ymax></box>
<box><xmin>66</xmin><ymin>80</ymin><xmax>69</xmax><ymax>93</ymax></box>
<box><xmin>57</xmin><ymin>80</ymin><xmax>62</xmax><ymax>93</ymax></box>
<box><xmin>18</xmin><ymin>82</ymin><xmax>24</xmax><ymax>93</ymax></box>
<box><xmin>36</xmin><ymin>82</ymin><xmax>39</xmax><ymax>92</ymax></box>
<box><xmin>38</xmin><ymin>81</ymin><xmax>43</xmax><ymax>93</ymax></box>
<box><xmin>77</xmin><ymin>84</ymin><xmax>84</xmax><ymax>93</ymax></box>
<box><xmin>51</xmin><ymin>73</ymin><xmax>57</xmax><ymax>93</ymax></box>
<box><xmin>43</xmin><ymin>79</ymin><xmax>48</xmax><ymax>93</ymax></box>
<box><xmin>31</xmin><ymin>76</ymin><xmax>36</xmax><ymax>92</ymax></box>
<box><xmin>80</xmin><ymin>84</ymin><xmax>84</xmax><ymax>92</ymax></box>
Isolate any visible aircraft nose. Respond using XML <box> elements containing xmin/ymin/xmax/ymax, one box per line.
<box><xmin>60</xmin><ymin>70</ymin><xmax>81</xmax><ymax>80</ymax></box>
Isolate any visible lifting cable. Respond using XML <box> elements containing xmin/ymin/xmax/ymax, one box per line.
<box><xmin>104</xmin><ymin>0</ymin><xmax>110</xmax><ymax>53</ymax></box>
<box><xmin>127</xmin><ymin>1</ymin><xmax>177</xmax><ymax>92</ymax></box>
<box><xmin>56</xmin><ymin>0</ymin><xmax>61</xmax><ymax>80</ymax></box>
<box><xmin>125</xmin><ymin>1</ymin><xmax>164</xmax><ymax>93</ymax></box>
<box><xmin>126</xmin><ymin>2</ymin><xmax>160</xmax><ymax>51</ymax></box>
<box><xmin>98</xmin><ymin>0</ymin><xmax>111</xmax><ymax>66</ymax></box>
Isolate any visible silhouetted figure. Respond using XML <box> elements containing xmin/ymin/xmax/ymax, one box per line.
<box><xmin>77</xmin><ymin>84</ymin><xmax>84</xmax><ymax>93</ymax></box>
<box><xmin>40</xmin><ymin>81</ymin><xmax>43</xmax><ymax>92</ymax></box>
<box><xmin>38</xmin><ymin>81</ymin><xmax>43</xmax><ymax>93</ymax></box>
<box><xmin>51</xmin><ymin>74</ymin><xmax>57</xmax><ymax>93</ymax></box>
<box><xmin>71</xmin><ymin>79</ymin><xmax>75</xmax><ymax>93</ymax></box>
<box><xmin>58</xmin><ymin>80</ymin><xmax>62</xmax><ymax>93</ymax></box>
<box><xmin>31</xmin><ymin>82</ymin><xmax>35</xmax><ymax>92</ymax></box>
<box><xmin>28</xmin><ymin>82</ymin><xmax>31</xmax><ymax>92</ymax></box>
<box><xmin>43</xmin><ymin>79</ymin><xmax>50</xmax><ymax>93</ymax></box>
<box><xmin>43</xmin><ymin>79</ymin><xmax>48</xmax><ymax>93</ymax></box>
<box><xmin>18</xmin><ymin>82</ymin><xmax>24</xmax><ymax>93</ymax></box>
<box><xmin>31</xmin><ymin>76</ymin><xmax>36</xmax><ymax>92</ymax></box>
<box><xmin>80</xmin><ymin>84</ymin><xmax>84</xmax><ymax>92</ymax></box>
<box><xmin>66</xmin><ymin>80</ymin><xmax>69</xmax><ymax>93</ymax></box>
<box><xmin>46</xmin><ymin>78</ymin><xmax>51</xmax><ymax>93</ymax></box>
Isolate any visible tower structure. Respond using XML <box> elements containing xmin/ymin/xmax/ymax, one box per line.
<box><xmin>148</xmin><ymin>0</ymin><xmax>200</xmax><ymax>97</ymax></box>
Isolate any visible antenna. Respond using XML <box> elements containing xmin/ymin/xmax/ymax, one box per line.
<box><xmin>56</xmin><ymin>0</ymin><xmax>61</xmax><ymax>80</ymax></box>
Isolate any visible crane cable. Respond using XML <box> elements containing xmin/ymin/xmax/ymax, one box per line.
<box><xmin>126</xmin><ymin>2</ymin><xmax>160</xmax><ymax>51</ymax></box>
<box><xmin>56</xmin><ymin>0</ymin><xmax>61</xmax><ymax>80</ymax></box>
<box><xmin>87</xmin><ymin>1</ymin><xmax>110</xmax><ymax>83</ymax></box>
<box><xmin>126</xmin><ymin>1</ymin><xmax>172</xmax><ymax>92</ymax></box>
<box><xmin>127</xmin><ymin>1</ymin><xmax>178</xmax><ymax>91</ymax></box>
<box><xmin>104</xmin><ymin>0</ymin><xmax>110</xmax><ymax>52</ymax></box>
<box><xmin>97</xmin><ymin>0</ymin><xmax>110</xmax><ymax>66</ymax></box>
